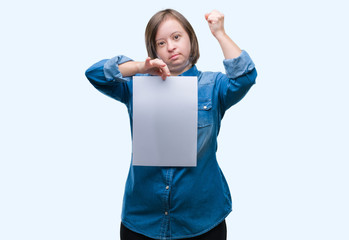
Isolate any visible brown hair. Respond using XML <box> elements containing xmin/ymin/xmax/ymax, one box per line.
<box><xmin>145</xmin><ymin>9</ymin><xmax>200</xmax><ymax>66</ymax></box>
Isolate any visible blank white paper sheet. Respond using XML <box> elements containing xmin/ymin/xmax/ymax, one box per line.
<box><xmin>132</xmin><ymin>76</ymin><xmax>198</xmax><ymax>167</ymax></box>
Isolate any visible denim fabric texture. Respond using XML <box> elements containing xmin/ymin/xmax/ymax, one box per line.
<box><xmin>85</xmin><ymin>50</ymin><xmax>257</xmax><ymax>240</ymax></box>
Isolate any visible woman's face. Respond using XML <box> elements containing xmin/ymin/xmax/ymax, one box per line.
<box><xmin>155</xmin><ymin>17</ymin><xmax>192</xmax><ymax>76</ymax></box>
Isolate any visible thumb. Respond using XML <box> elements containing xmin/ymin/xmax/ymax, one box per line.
<box><xmin>145</xmin><ymin>57</ymin><xmax>151</xmax><ymax>66</ymax></box>
<box><xmin>205</xmin><ymin>13</ymin><xmax>209</xmax><ymax>20</ymax></box>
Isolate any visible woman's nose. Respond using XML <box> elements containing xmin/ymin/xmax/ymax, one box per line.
<box><xmin>167</xmin><ymin>41</ymin><xmax>176</xmax><ymax>51</ymax></box>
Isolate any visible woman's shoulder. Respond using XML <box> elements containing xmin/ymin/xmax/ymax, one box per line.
<box><xmin>198</xmin><ymin>69</ymin><xmax>225</xmax><ymax>85</ymax></box>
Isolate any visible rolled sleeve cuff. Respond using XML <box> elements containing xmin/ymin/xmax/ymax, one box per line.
<box><xmin>103</xmin><ymin>55</ymin><xmax>133</xmax><ymax>82</ymax></box>
<box><xmin>223</xmin><ymin>50</ymin><xmax>255</xmax><ymax>79</ymax></box>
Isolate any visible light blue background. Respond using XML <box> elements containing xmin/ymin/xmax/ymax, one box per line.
<box><xmin>1</xmin><ymin>0</ymin><xmax>348</xmax><ymax>239</ymax></box>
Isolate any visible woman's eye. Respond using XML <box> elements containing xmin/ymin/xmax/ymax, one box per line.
<box><xmin>157</xmin><ymin>41</ymin><xmax>165</xmax><ymax>47</ymax></box>
<box><xmin>174</xmin><ymin>35</ymin><xmax>180</xmax><ymax>40</ymax></box>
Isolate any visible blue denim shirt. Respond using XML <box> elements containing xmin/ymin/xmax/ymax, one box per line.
<box><xmin>85</xmin><ymin>50</ymin><xmax>257</xmax><ymax>240</ymax></box>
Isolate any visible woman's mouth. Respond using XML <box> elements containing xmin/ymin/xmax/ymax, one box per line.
<box><xmin>170</xmin><ymin>54</ymin><xmax>179</xmax><ymax>60</ymax></box>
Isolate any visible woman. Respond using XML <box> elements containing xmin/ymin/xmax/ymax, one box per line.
<box><xmin>85</xmin><ymin>9</ymin><xmax>257</xmax><ymax>240</ymax></box>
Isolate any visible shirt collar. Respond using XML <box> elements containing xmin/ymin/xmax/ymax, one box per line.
<box><xmin>179</xmin><ymin>65</ymin><xmax>199</xmax><ymax>77</ymax></box>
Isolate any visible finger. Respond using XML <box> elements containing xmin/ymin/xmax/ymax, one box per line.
<box><xmin>150</xmin><ymin>58</ymin><xmax>166</xmax><ymax>67</ymax></box>
<box><xmin>161</xmin><ymin>73</ymin><xmax>167</xmax><ymax>80</ymax></box>
<box><xmin>144</xmin><ymin>57</ymin><xmax>151</xmax><ymax>68</ymax></box>
<box><xmin>207</xmin><ymin>10</ymin><xmax>223</xmax><ymax>20</ymax></box>
<box><xmin>155</xmin><ymin>68</ymin><xmax>166</xmax><ymax>80</ymax></box>
<box><xmin>147</xmin><ymin>58</ymin><xmax>170</xmax><ymax>79</ymax></box>
<box><xmin>152</xmin><ymin>68</ymin><xmax>163</xmax><ymax>78</ymax></box>
<box><xmin>206</xmin><ymin>15</ymin><xmax>216</xmax><ymax>24</ymax></box>
<box><xmin>159</xmin><ymin>66</ymin><xmax>170</xmax><ymax>80</ymax></box>
<box><xmin>151</xmin><ymin>59</ymin><xmax>169</xmax><ymax>72</ymax></box>
<box><xmin>205</xmin><ymin>13</ymin><xmax>209</xmax><ymax>20</ymax></box>
<box><xmin>161</xmin><ymin>64</ymin><xmax>171</xmax><ymax>77</ymax></box>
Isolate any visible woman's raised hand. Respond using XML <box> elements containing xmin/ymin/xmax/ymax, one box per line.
<box><xmin>141</xmin><ymin>57</ymin><xmax>171</xmax><ymax>80</ymax></box>
<box><xmin>205</xmin><ymin>10</ymin><xmax>226</xmax><ymax>38</ymax></box>
<box><xmin>204</xmin><ymin>10</ymin><xmax>241</xmax><ymax>59</ymax></box>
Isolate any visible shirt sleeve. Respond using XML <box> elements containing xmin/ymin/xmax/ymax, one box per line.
<box><xmin>218</xmin><ymin>50</ymin><xmax>257</xmax><ymax>112</ymax></box>
<box><xmin>85</xmin><ymin>55</ymin><xmax>133</xmax><ymax>104</ymax></box>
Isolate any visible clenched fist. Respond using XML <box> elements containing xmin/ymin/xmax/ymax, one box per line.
<box><xmin>205</xmin><ymin>10</ymin><xmax>226</xmax><ymax>38</ymax></box>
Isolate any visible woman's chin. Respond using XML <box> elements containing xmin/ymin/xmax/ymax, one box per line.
<box><xmin>168</xmin><ymin>61</ymin><xmax>191</xmax><ymax>75</ymax></box>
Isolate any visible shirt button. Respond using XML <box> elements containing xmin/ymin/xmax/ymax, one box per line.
<box><xmin>203</xmin><ymin>106</ymin><xmax>207</xmax><ymax>109</ymax></box>
<box><xmin>165</xmin><ymin>211</ymin><xmax>168</xmax><ymax>215</ymax></box>
<box><xmin>166</xmin><ymin>186</ymin><xmax>169</xmax><ymax>190</ymax></box>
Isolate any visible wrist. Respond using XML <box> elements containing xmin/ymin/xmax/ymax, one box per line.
<box><xmin>213</xmin><ymin>31</ymin><xmax>227</xmax><ymax>41</ymax></box>
<box><xmin>137</xmin><ymin>61</ymin><xmax>146</xmax><ymax>74</ymax></box>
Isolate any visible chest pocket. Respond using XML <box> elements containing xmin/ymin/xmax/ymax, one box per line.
<box><xmin>198</xmin><ymin>100</ymin><xmax>213</xmax><ymax>128</ymax></box>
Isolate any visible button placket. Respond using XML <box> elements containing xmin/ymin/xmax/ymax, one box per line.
<box><xmin>160</xmin><ymin>168</ymin><xmax>173</xmax><ymax>238</ymax></box>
